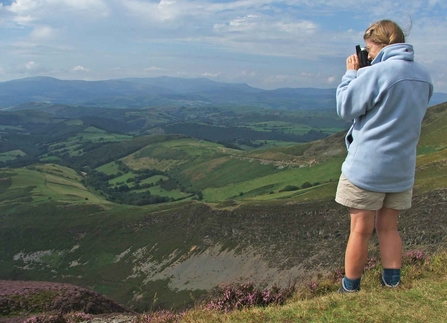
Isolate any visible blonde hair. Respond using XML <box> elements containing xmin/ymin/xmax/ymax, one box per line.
<box><xmin>363</xmin><ymin>20</ymin><xmax>406</xmax><ymax>45</ymax></box>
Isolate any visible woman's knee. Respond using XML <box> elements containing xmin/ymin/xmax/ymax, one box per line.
<box><xmin>350</xmin><ymin>209</ymin><xmax>375</xmax><ymax>236</ymax></box>
<box><xmin>376</xmin><ymin>207</ymin><xmax>400</xmax><ymax>233</ymax></box>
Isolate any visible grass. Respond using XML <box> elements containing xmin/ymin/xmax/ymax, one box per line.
<box><xmin>144</xmin><ymin>185</ymin><xmax>190</xmax><ymax>199</ymax></box>
<box><xmin>182</xmin><ymin>282</ymin><xmax>447</xmax><ymax>322</ymax></box>
<box><xmin>245</xmin><ymin>121</ymin><xmax>314</xmax><ymax>135</ymax></box>
<box><xmin>178</xmin><ymin>250</ymin><xmax>447</xmax><ymax>323</ymax></box>
<box><xmin>201</xmin><ymin>157</ymin><xmax>342</xmax><ymax>202</ymax></box>
<box><xmin>69</xmin><ymin>131</ymin><xmax>132</xmax><ymax>143</ymax></box>
<box><xmin>3</xmin><ymin>164</ymin><xmax>107</xmax><ymax>204</ymax></box>
<box><xmin>122</xmin><ymin>137</ymin><xmax>239</xmax><ymax>172</ymax></box>
<box><xmin>108</xmin><ymin>172</ymin><xmax>136</xmax><ymax>186</ymax></box>
<box><xmin>0</xmin><ymin>125</ymin><xmax>25</xmax><ymax>131</ymax></box>
<box><xmin>0</xmin><ymin>149</ymin><xmax>26</xmax><ymax>162</ymax></box>
<box><xmin>96</xmin><ymin>161</ymin><xmax>122</xmax><ymax>174</ymax></box>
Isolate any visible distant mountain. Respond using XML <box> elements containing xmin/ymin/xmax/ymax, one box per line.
<box><xmin>121</xmin><ymin>76</ymin><xmax>262</xmax><ymax>94</ymax></box>
<box><xmin>0</xmin><ymin>76</ymin><xmax>337</xmax><ymax>110</ymax></box>
<box><xmin>0</xmin><ymin>76</ymin><xmax>445</xmax><ymax>110</ymax></box>
<box><xmin>429</xmin><ymin>92</ymin><xmax>447</xmax><ymax>106</ymax></box>
<box><xmin>0</xmin><ymin>76</ymin><xmax>173</xmax><ymax>108</ymax></box>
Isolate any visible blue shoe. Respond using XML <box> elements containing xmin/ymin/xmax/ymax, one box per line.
<box><xmin>381</xmin><ymin>275</ymin><xmax>400</xmax><ymax>288</ymax></box>
<box><xmin>338</xmin><ymin>278</ymin><xmax>360</xmax><ymax>293</ymax></box>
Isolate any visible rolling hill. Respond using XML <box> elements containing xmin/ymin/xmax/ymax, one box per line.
<box><xmin>0</xmin><ymin>101</ymin><xmax>446</xmax><ymax>314</ymax></box>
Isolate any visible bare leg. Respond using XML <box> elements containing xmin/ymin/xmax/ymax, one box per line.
<box><xmin>376</xmin><ymin>207</ymin><xmax>402</xmax><ymax>269</ymax></box>
<box><xmin>344</xmin><ymin>208</ymin><xmax>376</xmax><ymax>278</ymax></box>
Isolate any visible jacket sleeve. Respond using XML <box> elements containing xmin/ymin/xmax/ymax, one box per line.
<box><xmin>336</xmin><ymin>67</ymin><xmax>381</xmax><ymax>121</ymax></box>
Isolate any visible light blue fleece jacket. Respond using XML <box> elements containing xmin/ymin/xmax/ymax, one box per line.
<box><xmin>336</xmin><ymin>43</ymin><xmax>433</xmax><ymax>192</ymax></box>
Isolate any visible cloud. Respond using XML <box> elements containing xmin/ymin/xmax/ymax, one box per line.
<box><xmin>6</xmin><ymin>61</ymin><xmax>50</xmax><ymax>76</ymax></box>
<box><xmin>4</xmin><ymin>0</ymin><xmax>109</xmax><ymax>30</ymax></box>
<box><xmin>144</xmin><ymin>66</ymin><xmax>166</xmax><ymax>72</ymax></box>
<box><xmin>58</xmin><ymin>0</ymin><xmax>109</xmax><ymax>13</ymax></box>
<box><xmin>0</xmin><ymin>0</ymin><xmax>445</xmax><ymax>91</ymax></box>
<box><xmin>122</xmin><ymin>0</ymin><xmax>185</xmax><ymax>22</ymax></box>
<box><xmin>7</xmin><ymin>0</ymin><xmax>40</xmax><ymax>15</ymax></box>
<box><xmin>25</xmin><ymin>61</ymin><xmax>35</xmax><ymax>69</ymax></box>
<box><xmin>30</xmin><ymin>25</ymin><xmax>55</xmax><ymax>40</ymax></box>
<box><xmin>213</xmin><ymin>14</ymin><xmax>317</xmax><ymax>41</ymax></box>
<box><xmin>201</xmin><ymin>72</ymin><xmax>220</xmax><ymax>78</ymax></box>
<box><xmin>72</xmin><ymin>65</ymin><xmax>90</xmax><ymax>72</ymax></box>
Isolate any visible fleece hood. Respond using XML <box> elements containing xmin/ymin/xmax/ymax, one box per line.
<box><xmin>372</xmin><ymin>43</ymin><xmax>414</xmax><ymax>64</ymax></box>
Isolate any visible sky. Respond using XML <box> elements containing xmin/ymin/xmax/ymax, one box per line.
<box><xmin>0</xmin><ymin>0</ymin><xmax>446</xmax><ymax>91</ymax></box>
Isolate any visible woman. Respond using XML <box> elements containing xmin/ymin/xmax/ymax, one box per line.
<box><xmin>335</xmin><ymin>20</ymin><xmax>433</xmax><ymax>292</ymax></box>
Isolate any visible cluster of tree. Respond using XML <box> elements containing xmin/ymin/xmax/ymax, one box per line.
<box><xmin>0</xmin><ymin>154</ymin><xmax>41</xmax><ymax>169</ymax></box>
<box><xmin>278</xmin><ymin>181</ymin><xmax>321</xmax><ymax>192</ymax></box>
<box><xmin>108</xmin><ymin>190</ymin><xmax>170</xmax><ymax>206</ymax></box>
<box><xmin>81</xmin><ymin>167</ymin><xmax>197</xmax><ymax>206</ymax></box>
<box><xmin>235</xmin><ymin>139</ymin><xmax>265</xmax><ymax>148</ymax></box>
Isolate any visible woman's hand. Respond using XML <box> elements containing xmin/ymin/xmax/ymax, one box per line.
<box><xmin>346</xmin><ymin>54</ymin><xmax>359</xmax><ymax>71</ymax></box>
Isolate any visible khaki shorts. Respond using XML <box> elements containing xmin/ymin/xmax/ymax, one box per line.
<box><xmin>335</xmin><ymin>174</ymin><xmax>412</xmax><ymax>211</ymax></box>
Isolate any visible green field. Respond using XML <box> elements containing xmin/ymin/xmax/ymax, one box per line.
<box><xmin>96</xmin><ymin>161</ymin><xmax>122</xmax><ymax>174</ymax></box>
<box><xmin>201</xmin><ymin>157</ymin><xmax>343</xmax><ymax>202</ymax></box>
<box><xmin>0</xmin><ymin>150</ymin><xmax>26</xmax><ymax>162</ymax></box>
<box><xmin>67</xmin><ymin>127</ymin><xmax>133</xmax><ymax>143</ymax></box>
<box><xmin>144</xmin><ymin>185</ymin><xmax>191</xmax><ymax>199</ymax></box>
<box><xmin>0</xmin><ymin>125</ymin><xmax>25</xmax><ymax>132</ymax></box>
<box><xmin>108</xmin><ymin>172</ymin><xmax>136</xmax><ymax>187</ymax></box>
<box><xmin>1</xmin><ymin>164</ymin><xmax>106</xmax><ymax>205</ymax></box>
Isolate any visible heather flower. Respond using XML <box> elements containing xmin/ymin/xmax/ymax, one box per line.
<box><xmin>307</xmin><ymin>282</ymin><xmax>318</xmax><ymax>293</ymax></box>
<box><xmin>203</xmin><ymin>281</ymin><xmax>295</xmax><ymax>312</ymax></box>
<box><xmin>364</xmin><ymin>257</ymin><xmax>378</xmax><ymax>270</ymax></box>
<box><xmin>404</xmin><ymin>250</ymin><xmax>426</xmax><ymax>264</ymax></box>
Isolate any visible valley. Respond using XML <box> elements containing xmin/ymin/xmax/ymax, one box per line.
<box><xmin>0</xmin><ymin>78</ymin><xmax>447</xmax><ymax>314</ymax></box>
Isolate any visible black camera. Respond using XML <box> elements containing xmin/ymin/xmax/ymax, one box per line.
<box><xmin>356</xmin><ymin>45</ymin><xmax>371</xmax><ymax>68</ymax></box>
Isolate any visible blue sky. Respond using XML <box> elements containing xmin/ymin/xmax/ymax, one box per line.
<box><xmin>0</xmin><ymin>0</ymin><xmax>446</xmax><ymax>91</ymax></box>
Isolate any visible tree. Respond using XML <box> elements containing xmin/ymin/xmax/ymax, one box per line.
<box><xmin>301</xmin><ymin>182</ymin><xmax>312</xmax><ymax>189</ymax></box>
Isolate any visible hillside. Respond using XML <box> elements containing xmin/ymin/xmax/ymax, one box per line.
<box><xmin>0</xmin><ymin>102</ymin><xmax>446</xmax><ymax>314</ymax></box>
<box><xmin>0</xmin><ymin>102</ymin><xmax>350</xmax><ymax>169</ymax></box>
<box><xmin>3</xmin><ymin>249</ymin><xmax>447</xmax><ymax>322</ymax></box>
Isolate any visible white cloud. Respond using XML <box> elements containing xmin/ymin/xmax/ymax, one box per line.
<box><xmin>25</xmin><ymin>61</ymin><xmax>36</xmax><ymax>69</ymax></box>
<box><xmin>57</xmin><ymin>0</ymin><xmax>108</xmax><ymax>13</ymax></box>
<box><xmin>72</xmin><ymin>65</ymin><xmax>90</xmax><ymax>72</ymax></box>
<box><xmin>5</xmin><ymin>0</ymin><xmax>109</xmax><ymax>27</ymax></box>
<box><xmin>7</xmin><ymin>0</ymin><xmax>40</xmax><ymax>15</ymax></box>
<box><xmin>144</xmin><ymin>66</ymin><xmax>166</xmax><ymax>72</ymax></box>
<box><xmin>30</xmin><ymin>25</ymin><xmax>55</xmax><ymax>40</ymax></box>
<box><xmin>6</xmin><ymin>61</ymin><xmax>50</xmax><ymax>76</ymax></box>
<box><xmin>123</xmin><ymin>0</ymin><xmax>184</xmax><ymax>22</ymax></box>
<box><xmin>201</xmin><ymin>72</ymin><xmax>220</xmax><ymax>78</ymax></box>
<box><xmin>0</xmin><ymin>0</ymin><xmax>446</xmax><ymax>91</ymax></box>
<box><xmin>239</xmin><ymin>70</ymin><xmax>257</xmax><ymax>78</ymax></box>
